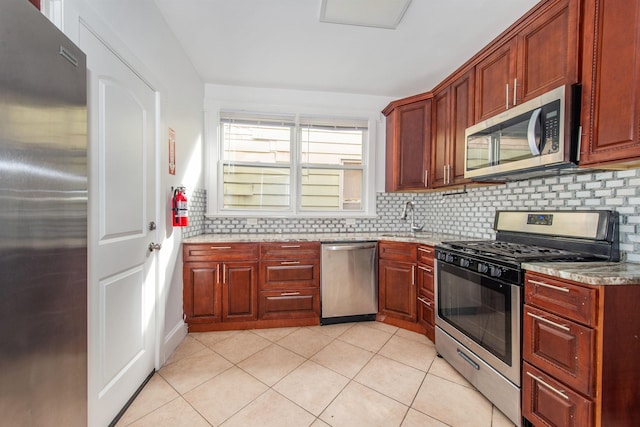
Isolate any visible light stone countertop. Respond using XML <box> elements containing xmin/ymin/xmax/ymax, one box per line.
<box><xmin>521</xmin><ymin>261</ymin><xmax>640</xmax><ymax>286</ymax></box>
<box><xmin>182</xmin><ymin>231</ymin><xmax>467</xmax><ymax>247</ymax></box>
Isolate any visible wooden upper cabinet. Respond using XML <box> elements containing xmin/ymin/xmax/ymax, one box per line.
<box><xmin>384</xmin><ymin>97</ymin><xmax>432</xmax><ymax>191</ymax></box>
<box><xmin>475</xmin><ymin>38</ymin><xmax>517</xmax><ymax>122</ymax></box>
<box><xmin>475</xmin><ymin>0</ymin><xmax>579</xmax><ymax>122</ymax></box>
<box><xmin>432</xmin><ymin>69</ymin><xmax>475</xmax><ymax>188</ymax></box>
<box><xmin>517</xmin><ymin>0</ymin><xmax>579</xmax><ymax>101</ymax></box>
<box><xmin>579</xmin><ymin>0</ymin><xmax>640</xmax><ymax>167</ymax></box>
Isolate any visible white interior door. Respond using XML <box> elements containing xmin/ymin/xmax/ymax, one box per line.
<box><xmin>80</xmin><ymin>25</ymin><xmax>158</xmax><ymax>427</ymax></box>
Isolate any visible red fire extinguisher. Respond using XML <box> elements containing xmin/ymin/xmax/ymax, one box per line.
<box><xmin>172</xmin><ymin>186</ymin><xmax>188</xmax><ymax>227</ymax></box>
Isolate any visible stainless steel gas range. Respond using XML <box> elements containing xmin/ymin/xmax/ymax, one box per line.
<box><xmin>434</xmin><ymin>210</ymin><xmax>619</xmax><ymax>426</ymax></box>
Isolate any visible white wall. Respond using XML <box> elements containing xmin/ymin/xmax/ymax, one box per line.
<box><xmin>204</xmin><ymin>83</ymin><xmax>395</xmax><ymax>214</ymax></box>
<box><xmin>61</xmin><ymin>0</ymin><xmax>204</xmax><ymax>365</ymax></box>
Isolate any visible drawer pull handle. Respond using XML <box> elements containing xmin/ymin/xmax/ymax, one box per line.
<box><xmin>210</xmin><ymin>246</ymin><xmax>232</xmax><ymax>250</ymax></box>
<box><xmin>418</xmin><ymin>265</ymin><xmax>433</xmax><ymax>273</ymax></box>
<box><xmin>412</xmin><ymin>265</ymin><xmax>416</xmax><ymax>286</ymax></box>
<box><xmin>527</xmin><ymin>312</ymin><xmax>570</xmax><ymax>332</ymax></box>
<box><xmin>526</xmin><ymin>371</ymin><xmax>569</xmax><ymax>400</ymax></box>
<box><xmin>418</xmin><ymin>247</ymin><xmax>432</xmax><ymax>253</ymax></box>
<box><xmin>280</xmin><ymin>245</ymin><xmax>301</xmax><ymax>248</ymax></box>
<box><xmin>529</xmin><ymin>279</ymin><xmax>570</xmax><ymax>293</ymax></box>
<box><xmin>280</xmin><ymin>261</ymin><xmax>301</xmax><ymax>265</ymax></box>
<box><xmin>417</xmin><ymin>297</ymin><xmax>432</xmax><ymax>306</ymax></box>
<box><xmin>457</xmin><ymin>349</ymin><xmax>480</xmax><ymax>370</ymax></box>
<box><xmin>280</xmin><ymin>292</ymin><xmax>301</xmax><ymax>296</ymax></box>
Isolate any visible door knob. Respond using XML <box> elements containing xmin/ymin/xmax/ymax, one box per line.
<box><xmin>148</xmin><ymin>242</ymin><xmax>162</xmax><ymax>252</ymax></box>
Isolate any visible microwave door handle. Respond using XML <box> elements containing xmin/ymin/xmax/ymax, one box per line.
<box><xmin>527</xmin><ymin>108</ymin><xmax>542</xmax><ymax>156</ymax></box>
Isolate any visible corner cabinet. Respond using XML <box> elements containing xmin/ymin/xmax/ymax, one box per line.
<box><xmin>378</xmin><ymin>241</ymin><xmax>418</xmax><ymax>322</ymax></box>
<box><xmin>475</xmin><ymin>0</ymin><xmax>580</xmax><ymax>122</ymax></box>
<box><xmin>522</xmin><ymin>272</ymin><xmax>640</xmax><ymax>427</ymax></box>
<box><xmin>431</xmin><ymin>69</ymin><xmax>475</xmax><ymax>188</ymax></box>
<box><xmin>579</xmin><ymin>0</ymin><xmax>640</xmax><ymax>168</ymax></box>
<box><xmin>383</xmin><ymin>96</ymin><xmax>432</xmax><ymax>191</ymax></box>
<box><xmin>183</xmin><ymin>243</ymin><xmax>259</xmax><ymax>329</ymax></box>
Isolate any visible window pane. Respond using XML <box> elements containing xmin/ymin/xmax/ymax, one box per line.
<box><xmin>223</xmin><ymin>122</ymin><xmax>291</xmax><ymax>164</ymax></box>
<box><xmin>223</xmin><ymin>165</ymin><xmax>290</xmax><ymax>210</ymax></box>
<box><xmin>300</xmin><ymin>168</ymin><xmax>362</xmax><ymax>211</ymax></box>
<box><xmin>300</xmin><ymin>126</ymin><xmax>363</xmax><ymax>165</ymax></box>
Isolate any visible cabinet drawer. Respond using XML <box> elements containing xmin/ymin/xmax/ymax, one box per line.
<box><xmin>523</xmin><ymin>305</ymin><xmax>595</xmax><ymax>396</ymax></box>
<box><xmin>184</xmin><ymin>243</ymin><xmax>259</xmax><ymax>262</ymax></box>
<box><xmin>417</xmin><ymin>263</ymin><xmax>434</xmax><ymax>295</ymax></box>
<box><xmin>379</xmin><ymin>241</ymin><xmax>417</xmax><ymax>261</ymax></box>
<box><xmin>417</xmin><ymin>293</ymin><xmax>434</xmax><ymax>324</ymax></box>
<box><xmin>260</xmin><ymin>260</ymin><xmax>319</xmax><ymax>290</ymax></box>
<box><xmin>523</xmin><ymin>362</ymin><xmax>593</xmax><ymax>427</ymax></box>
<box><xmin>525</xmin><ymin>273</ymin><xmax>597</xmax><ymax>326</ymax></box>
<box><xmin>258</xmin><ymin>289</ymin><xmax>320</xmax><ymax>320</ymax></box>
<box><xmin>417</xmin><ymin>245</ymin><xmax>434</xmax><ymax>265</ymax></box>
<box><xmin>260</xmin><ymin>242</ymin><xmax>320</xmax><ymax>260</ymax></box>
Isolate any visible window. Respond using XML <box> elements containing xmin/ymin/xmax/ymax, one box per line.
<box><xmin>218</xmin><ymin>112</ymin><xmax>369</xmax><ymax>215</ymax></box>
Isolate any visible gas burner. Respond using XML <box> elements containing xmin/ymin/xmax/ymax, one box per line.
<box><xmin>444</xmin><ymin>240</ymin><xmax>587</xmax><ymax>262</ymax></box>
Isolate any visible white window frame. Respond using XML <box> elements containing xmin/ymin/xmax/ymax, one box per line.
<box><xmin>206</xmin><ymin>110</ymin><xmax>377</xmax><ymax>218</ymax></box>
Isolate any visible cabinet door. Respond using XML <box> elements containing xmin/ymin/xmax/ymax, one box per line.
<box><xmin>183</xmin><ymin>262</ymin><xmax>222</xmax><ymax>323</ymax></box>
<box><xmin>580</xmin><ymin>0</ymin><xmax>640</xmax><ymax>167</ymax></box>
<box><xmin>523</xmin><ymin>362</ymin><xmax>593</xmax><ymax>427</ymax></box>
<box><xmin>379</xmin><ymin>259</ymin><xmax>416</xmax><ymax>322</ymax></box>
<box><xmin>449</xmin><ymin>70</ymin><xmax>475</xmax><ymax>184</ymax></box>
<box><xmin>417</xmin><ymin>293</ymin><xmax>435</xmax><ymax>341</ymax></box>
<box><xmin>475</xmin><ymin>38</ymin><xmax>517</xmax><ymax>122</ymax></box>
<box><xmin>517</xmin><ymin>0</ymin><xmax>579</xmax><ymax>103</ymax></box>
<box><xmin>431</xmin><ymin>88</ymin><xmax>449</xmax><ymax>188</ymax></box>
<box><xmin>386</xmin><ymin>100</ymin><xmax>432</xmax><ymax>191</ymax></box>
<box><xmin>222</xmin><ymin>261</ymin><xmax>258</xmax><ymax>322</ymax></box>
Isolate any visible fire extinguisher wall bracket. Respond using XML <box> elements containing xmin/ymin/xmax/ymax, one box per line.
<box><xmin>172</xmin><ymin>186</ymin><xmax>188</xmax><ymax>227</ymax></box>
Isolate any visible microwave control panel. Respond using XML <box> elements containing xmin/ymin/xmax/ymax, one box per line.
<box><xmin>540</xmin><ymin>103</ymin><xmax>561</xmax><ymax>154</ymax></box>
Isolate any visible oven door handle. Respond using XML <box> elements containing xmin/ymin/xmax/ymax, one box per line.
<box><xmin>456</xmin><ymin>348</ymin><xmax>480</xmax><ymax>370</ymax></box>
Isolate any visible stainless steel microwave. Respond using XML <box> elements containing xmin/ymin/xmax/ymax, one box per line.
<box><xmin>464</xmin><ymin>85</ymin><xmax>579</xmax><ymax>181</ymax></box>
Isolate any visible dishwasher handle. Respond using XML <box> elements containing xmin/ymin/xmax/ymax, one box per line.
<box><xmin>323</xmin><ymin>243</ymin><xmax>377</xmax><ymax>251</ymax></box>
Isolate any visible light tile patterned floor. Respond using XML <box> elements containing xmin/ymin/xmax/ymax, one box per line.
<box><xmin>116</xmin><ymin>322</ymin><xmax>516</xmax><ymax>427</ymax></box>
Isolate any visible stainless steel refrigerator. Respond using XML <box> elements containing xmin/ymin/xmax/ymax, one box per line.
<box><xmin>0</xmin><ymin>1</ymin><xmax>88</xmax><ymax>426</ymax></box>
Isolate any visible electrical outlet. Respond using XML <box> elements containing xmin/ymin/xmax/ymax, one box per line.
<box><xmin>345</xmin><ymin>218</ymin><xmax>356</xmax><ymax>225</ymax></box>
<box><xmin>246</xmin><ymin>218</ymin><xmax>258</xmax><ymax>225</ymax></box>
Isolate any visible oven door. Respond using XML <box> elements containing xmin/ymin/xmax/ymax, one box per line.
<box><xmin>435</xmin><ymin>260</ymin><xmax>521</xmax><ymax>386</ymax></box>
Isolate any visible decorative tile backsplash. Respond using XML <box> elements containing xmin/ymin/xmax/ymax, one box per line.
<box><xmin>197</xmin><ymin>168</ymin><xmax>640</xmax><ymax>262</ymax></box>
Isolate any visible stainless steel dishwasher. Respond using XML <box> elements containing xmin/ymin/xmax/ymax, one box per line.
<box><xmin>320</xmin><ymin>242</ymin><xmax>378</xmax><ymax>325</ymax></box>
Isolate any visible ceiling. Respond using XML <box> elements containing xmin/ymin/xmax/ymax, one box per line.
<box><xmin>153</xmin><ymin>0</ymin><xmax>540</xmax><ymax>98</ymax></box>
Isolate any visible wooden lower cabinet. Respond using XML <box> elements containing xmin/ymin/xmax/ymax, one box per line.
<box><xmin>379</xmin><ymin>259</ymin><xmax>416</xmax><ymax>322</ymax></box>
<box><xmin>183</xmin><ymin>243</ymin><xmax>259</xmax><ymax>328</ymax></box>
<box><xmin>523</xmin><ymin>272</ymin><xmax>640</xmax><ymax>427</ymax></box>
<box><xmin>258</xmin><ymin>242</ymin><xmax>320</xmax><ymax>321</ymax></box>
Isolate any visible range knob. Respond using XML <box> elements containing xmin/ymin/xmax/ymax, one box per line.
<box><xmin>477</xmin><ymin>263</ymin><xmax>489</xmax><ymax>274</ymax></box>
<box><xmin>445</xmin><ymin>253</ymin><xmax>455</xmax><ymax>263</ymax></box>
<box><xmin>490</xmin><ymin>266</ymin><xmax>503</xmax><ymax>278</ymax></box>
<box><xmin>437</xmin><ymin>252</ymin><xmax>446</xmax><ymax>261</ymax></box>
<box><xmin>459</xmin><ymin>258</ymin><xmax>470</xmax><ymax>268</ymax></box>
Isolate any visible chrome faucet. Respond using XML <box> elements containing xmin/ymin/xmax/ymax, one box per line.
<box><xmin>401</xmin><ymin>200</ymin><xmax>424</xmax><ymax>233</ymax></box>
